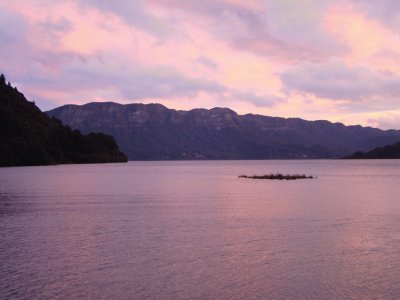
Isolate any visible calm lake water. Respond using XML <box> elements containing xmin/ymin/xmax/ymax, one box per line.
<box><xmin>1</xmin><ymin>160</ymin><xmax>400</xmax><ymax>299</ymax></box>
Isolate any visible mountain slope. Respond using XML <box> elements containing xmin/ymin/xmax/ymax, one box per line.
<box><xmin>345</xmin><ymin>141</ymin><xmax>400</xmax><ymax>159</ymax></box>
<box><xmin>0</xmin><ymin>75</ymin><xmax>127</xmax><ymax>166</ymax></box>
<box><xmin>47</xmin><ymin>102</ymin><xmax>400</xmax><ymax>160</ymax></box>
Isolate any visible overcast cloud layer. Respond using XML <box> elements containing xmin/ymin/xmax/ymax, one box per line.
<box><xmin>1</xmin><ymin>0</ymin><xmax>400</xmax><ymax>128</ymax></box>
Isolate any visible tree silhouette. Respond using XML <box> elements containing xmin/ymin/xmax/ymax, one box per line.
<box><xmin>0</xmin><ymin>76</ymin><xmax>128</xmax><ymax>166</ymax></box>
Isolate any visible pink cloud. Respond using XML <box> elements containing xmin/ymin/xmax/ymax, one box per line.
<box><xmin>1</xmin><ymin>1</ymin><xmax>400</xmax><ymax>129</ymax></box>
<box><xmin>281</xmin><ymin>60</ymin><xmax>400</xmax><ymax>103</ymax></box>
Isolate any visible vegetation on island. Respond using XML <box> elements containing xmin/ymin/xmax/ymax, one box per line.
<box><xmin>344</xmin><ymin>141</ymin><xmax>400</xmax><ymax>159</ymax></box>
<box><xmin>0</xmin><ymin>74</ymin><xmax>128</xmax><ymax>167</ymax></box>
<box><xmin>239</xmin><ymin>173</ymin><xmax>314</xmax><ymax>180</ymax></box>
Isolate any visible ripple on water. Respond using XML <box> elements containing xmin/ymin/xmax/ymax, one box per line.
<box><xmin>1</xmin><ymin>160</ymin><xmax>400</xmax><ymax>299</ymax></box>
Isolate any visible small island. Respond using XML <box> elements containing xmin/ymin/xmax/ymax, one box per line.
<box><xmin>239</xmin><ymin>173</ymin><xmax>314</xmax><ymax>180</ymax></box>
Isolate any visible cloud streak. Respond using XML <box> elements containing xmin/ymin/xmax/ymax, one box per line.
<box><xmin>281</xmin><ymin>60</ymin><xmax>400</xmax><ymax>102</ymax></box>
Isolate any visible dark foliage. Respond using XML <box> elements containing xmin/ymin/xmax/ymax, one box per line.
<box><xmin>239</xmin><ymin>173</ymin><xmax>314</xmax><ymax>180</ymax></box>
<box><xmin>344</xmin><ymin>141</ymin><xmax>400</xmax><ymax>159</ymax></box>
<box><xmin>0</xmin><ymin>74</ymin><xmax>127</xmax><ymax>166</ymax></box>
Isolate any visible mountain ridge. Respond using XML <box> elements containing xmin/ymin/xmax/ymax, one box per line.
<box><xmin>47</xmin><ymin>102</ymin><xmax>400</xmax><ymax>160</ymax></box>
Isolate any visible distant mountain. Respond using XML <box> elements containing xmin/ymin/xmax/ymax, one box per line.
<box><xmin>47</xmin><ymin>102</ymin><xmax>400</xmax><ymax>160</ymax></box>
<box><xmin>0</xmin><ymin>75</ymin><xmax>127</xmax><ymax>167</ymax></box>
<box><xmin>345</xmin><ymin>141</ymin><xmax>400</xmax><ymax>159</ymax></box>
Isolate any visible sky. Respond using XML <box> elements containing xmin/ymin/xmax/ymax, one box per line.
<box><xmin>1</xmin><ymin>0</ymin><xmax>400</xmax><ymax>129</ymax></box>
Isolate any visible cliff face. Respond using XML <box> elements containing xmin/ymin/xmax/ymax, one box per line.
<box><xmin>48</xmin><ymin>102</ymin><xmax>400</xmax><ymax>160</ymax></box>
<box><xmin>0</xmin><ymin>76</ymin><xmax>127</xmax><ymax>166</ymax></box>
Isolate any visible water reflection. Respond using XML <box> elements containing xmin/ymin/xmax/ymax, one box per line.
<box><xmin>0</xmin><ymin>193</ymin><xmax>37</xmax><ymax>217</ymax></box>
<box><xmin>1</xmin><ymin>160</ymin><xmax>400</xmax><ymax>299</ymax></box>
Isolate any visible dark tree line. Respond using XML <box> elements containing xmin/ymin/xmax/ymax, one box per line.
<box><xmin>0</xmin><ymin>74</ymin><xmax>128</xmax><ymax>166</ymax></box>
<box><xmin>345</xmin><ymin>141</ymin><xmax>400</xmax><ymax>159</ymax></box>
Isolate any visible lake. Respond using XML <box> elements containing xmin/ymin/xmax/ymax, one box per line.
<box><xmin>1</xmin><ymin>160</ymin><xmax>400</xmax><ymax>299</ymax></box>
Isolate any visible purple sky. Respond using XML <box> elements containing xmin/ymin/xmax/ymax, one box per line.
<box><xmin>1</xmin><ymin>0</ymin><xmax>400</xmax><ymax>128</ymax></box>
